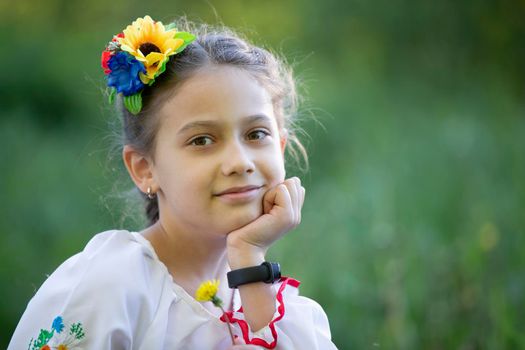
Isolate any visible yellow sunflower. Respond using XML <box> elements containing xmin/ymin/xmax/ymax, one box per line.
<box><xmin>118</xmin><ymin>15</ymin><xmax>186</xmax><ymax>84</ymax></box>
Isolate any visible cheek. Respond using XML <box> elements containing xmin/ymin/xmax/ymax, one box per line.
<box><xmin>156</xmin><ymin>156</ymin><xmax>210</xmax><ymax>198</ymax></box>
<box><xmin>266</xmin><ymin>151</ymin><xmax>286</xmax><ymax>186</ymax></box>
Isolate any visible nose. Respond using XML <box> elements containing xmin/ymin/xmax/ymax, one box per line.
<box><xmin>221</xmin><ymin>139</ymin><xmax>255</xmax><ymax>176</ymax></box>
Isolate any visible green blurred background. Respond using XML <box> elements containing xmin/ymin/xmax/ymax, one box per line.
<box><xmin>1</xmin><ymin>0</ymin><xmax>524</xmax><ymax>348</ymax></box>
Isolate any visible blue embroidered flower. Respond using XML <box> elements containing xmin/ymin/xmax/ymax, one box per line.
<box><xmin>107</xmin><ymin>52</ymin><xmax>146</xmax><ymax>96</ymax></box>
<box><xmin>51</xmin><ymin>316</ymin><xmax>64</xmax><ymax>333</ymax></box>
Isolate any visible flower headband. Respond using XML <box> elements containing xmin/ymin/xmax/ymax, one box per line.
<box><xmin>101</xmin><ymin>15</ymin><xmax>195</xmax><ymax>115</ymax></box>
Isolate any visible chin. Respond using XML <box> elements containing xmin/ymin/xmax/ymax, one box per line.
<box><xmin>223</xmin><ymin>204</ymin><xmax>263</xmax><ymax>233</ymax></box>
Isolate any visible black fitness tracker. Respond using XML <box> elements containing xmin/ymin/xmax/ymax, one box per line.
<box><xmin>227</xmin><ymin>262</ymin><xmax>281</xmax><ymax>289</ymax></box>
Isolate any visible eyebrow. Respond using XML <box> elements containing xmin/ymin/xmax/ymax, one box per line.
<box><xmin>177</xmin><ymin>114</ymin><xmax>272</xmax><ymax>135</ymax></box>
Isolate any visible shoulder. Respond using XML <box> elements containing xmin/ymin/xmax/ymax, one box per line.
<box><xmin>82</xmin><ymin>228</ymin><xmax>152</xmax><ymax>262</ymax></box>
<box><xmin>9</xmin><ymin>229</ymin><xmax>170</xmax><ymax>350</ymax></box>
<box><xmin>26</xmin><ymin>229</ymin><xmax>167</xmax><ymax>310</ymax></box>
<box><xmin>46</xmin><ymin>229</ymin><xmax>159</xmax><ymax>295</ymax></box>
<box><xmin>80</xmin><ymin>229</ymin><xmax>158</xmax><ymax>285</ymax></box>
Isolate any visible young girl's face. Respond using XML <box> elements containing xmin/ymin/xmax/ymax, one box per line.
<box><xmin>152</xmin><ymin>65</ymin><xmax>286</xmax><ymax>236</ymax></box>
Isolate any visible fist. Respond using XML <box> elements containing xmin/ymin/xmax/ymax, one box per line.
<box><xmin>226</xmin><ymin>177</ymin><xmax>305</xmax><ymax>260</ymax></box>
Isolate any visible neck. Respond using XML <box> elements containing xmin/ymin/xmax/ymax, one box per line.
<box><xmin>141</xmin><ymin>219</ymin><xmax>230</xmax><ymax>292</ymax></box>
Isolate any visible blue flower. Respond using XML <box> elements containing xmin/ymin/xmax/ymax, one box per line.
<box><xmin>51</xmin><ymin>316</ymin><xmax>64</xmax><ymax>333</ymax></box>
<box><xmin>107</xmin><ymin>52</ymin><xmax>146</xmax><ymax>96</ymax></box>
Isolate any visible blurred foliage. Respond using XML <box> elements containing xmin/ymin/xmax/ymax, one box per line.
<box><xmin>1</xmin><ymin>0</ymin><xmax>524</xmax><ymax>348</ymax></box>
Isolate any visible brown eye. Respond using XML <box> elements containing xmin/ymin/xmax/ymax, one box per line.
<box><xmin>190</xmin><ymin>136</ymin><xmax>213</xmax><ymax>146</ymax></box>
<box><xmin>247</xmin><ymin>130</ymin><xmax>269</xmax><ymax>141</ymax></box>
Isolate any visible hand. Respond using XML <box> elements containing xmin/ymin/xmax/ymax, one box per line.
<box><xmin>227</xmin><ymin>177</ymin><xmax>305</xmax><ymax>266</ymax></box>
<box><xmin>227</xmin><ymin>337</ymin><xmax>262</xmax><ymax>349</ymax></box>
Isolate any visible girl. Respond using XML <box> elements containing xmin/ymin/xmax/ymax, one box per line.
<box><xmin>9</xmin><ymin>15</ymin><xmax>338</xmax><ymax>349</ymax></box>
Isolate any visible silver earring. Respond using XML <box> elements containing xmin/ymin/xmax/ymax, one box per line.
<box><xmin>146</xmin><ymin>186</ymin><xmax>156</xmax><ymax>199</ymax></box>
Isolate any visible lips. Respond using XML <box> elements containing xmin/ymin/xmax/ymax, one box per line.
<box><xmin>215</xmin><ymin>185</ymin><xmax>262</xmax><ymax>196</ymax></box>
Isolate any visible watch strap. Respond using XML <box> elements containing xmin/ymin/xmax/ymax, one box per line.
<box><xmin>227</xmin><ymin>262</ymin><xmax>281</xmax><ymax>289</ymax></box>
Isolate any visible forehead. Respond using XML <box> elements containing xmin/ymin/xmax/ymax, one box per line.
<box><xmin>157</xmin><ymin>65</ymin><xmax>276</xmax><ymax>131</ymax></box>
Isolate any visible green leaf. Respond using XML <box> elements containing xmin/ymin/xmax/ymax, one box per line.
<box><xmin>174</xmin><ymin>31</ymin><xmax>195</xmax><ymax>43</ymax></box>
<box><xmin>32</xmin><ymin>329</ymin><xmax>54</xmax><ymax>349</ymax></box>
<box><xmin>124</xmin><ymin>93</ymin><xmax>142</xmax><ymax>115</ymax></box>
<box><xmin>173</xmin><ymin>32</ymin><xmax>196</xmax><ymax>54</ymax></box>
<box><xmin>173</xmin><ymin>41</ymin><xmax>192</xmax><ymax>54</ymax></box>
<box><xmin>108</xmin><ymin>88</ymin><xmax>116</xmax><ymax>104</ymax></box>
<box><xmin>70</xmin><ymin>322</ymin><xmax>86</xmax><ymax>340</ymax></box>
<box><xmin>154</xmin><ymin>59</ymin><xmax>168</xmax><ymax>78</ymax></box>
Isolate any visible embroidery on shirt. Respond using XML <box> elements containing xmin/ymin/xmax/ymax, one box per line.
<box><xmin>28</xmin><ymin>316</ymin><xmax>85</xmax><ymax>350</ymax></box>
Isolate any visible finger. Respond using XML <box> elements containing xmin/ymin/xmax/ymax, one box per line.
<box><xmin>298</xmin><ymin>185</ymin><xmax>305</xmax><ymax>222</ymax></box>
<box><xmin>275</xmin><ymin>183</ymin><xmax>293</xmax><ymax>215</ymax></box>
<box><xmin>262</xmin><ymin>186</ymin><xmax>275</xmax><ymax>214</ymax></box>
<box><xmin>293</xmin><ymin>177</ymin><xmax>304</xmax><ymax>224</ymax></box>
<box><xmin>299</xmin><ymin>185</ymin><xmax>305</xmax><ymax>207</ymax></box>
<box><xmin>263</xmin><ymin>183</ymin><xmax>292</xmax><ymax>216</ymax></box>
<box><xmin>288</xmin><ymin>177</ymin><xmax>304</xmax><ymax>224</ymax></box>
<box><xmin>291</xmin><ymin>177</ymin><xmax>301</xmax><ymax>223</ymax></box>
<box><xmin>283</xmin><ymin>178</ymin><xmax>300</xmax><ymax>224</ymax></box>
<box><xmin>295</xmin><ymin>177</ymin><xmax>304</xmax><ymax>208</ymax></box>
<box><xmin>262</xmin><ymin>186</ymin><xmax>276</xmax><ymax>214</ymax></box>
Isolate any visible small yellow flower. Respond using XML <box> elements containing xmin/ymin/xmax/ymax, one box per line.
<box><xmin>118</xmin><ymin>15</ymin><xmax>185</xmax><ymax>84</ymax></box>
<box><xmin>195</xmin><ymin>279</ymin><xmax>221</xmax><ymax>305</ymax></box>
<box><xmin>195</xmin><ymin>279</ymin><xmax>235</xmax><ymax>344</ymax></box>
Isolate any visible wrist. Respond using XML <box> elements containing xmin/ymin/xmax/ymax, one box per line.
<box><xmin>227</xmin><ymin>239</ymin><xmax>266</xmax><ymax>269</ymax></box>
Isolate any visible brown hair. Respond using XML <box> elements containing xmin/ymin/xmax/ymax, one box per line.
<box><xmin>114</xmin><ymin>19</ymin><xmax>308</xmax><ymax>226</ymax></box>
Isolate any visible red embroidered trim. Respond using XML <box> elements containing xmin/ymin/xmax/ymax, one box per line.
<box><xmin>220</xmin><ymin>276</ymin><xmax>301</xmax><ymax>349</ymax></box>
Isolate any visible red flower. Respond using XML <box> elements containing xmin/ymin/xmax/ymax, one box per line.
<box><xmin>40</xmin><ymin>345</ymin><xmax>51</xmax><ymax>350</ymax></box>
<box><xmin>101</xmin><ymin>33</ymin><xmax>125</xmax><ymax>74</ymax></box>
<box><xmin>101</xmin><ymin>51</ymin><xmax>112</xmax><ymax>74</ymax></box>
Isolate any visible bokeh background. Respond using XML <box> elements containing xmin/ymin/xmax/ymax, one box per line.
<box><xmin>1</xmin><ymin>0</ymin><xmax>524</xmax><ymax>349</ymax></box>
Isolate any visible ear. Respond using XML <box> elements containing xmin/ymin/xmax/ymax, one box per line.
<box><xmin>122</xmin><ymin>145</ymin><xmax>157</xmax><ymax>194</ymax></box>
<box><xmin>280</xmin><ymin>128</ymin><xmax>288</xmax><ymax>156</ymax></box>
